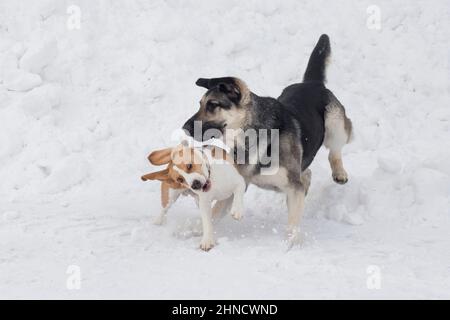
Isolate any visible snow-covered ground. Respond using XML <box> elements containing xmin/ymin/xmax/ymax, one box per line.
<box><xmin>0</xmin><ymin>0</ymin><xmax>449</xmax><ymax>299</ymax></box>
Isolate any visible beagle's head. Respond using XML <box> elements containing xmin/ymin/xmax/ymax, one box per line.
<box><xmin>141</xmin><ymin>145</ymin><xmax>211</xmax><ymax>192</ymax></box>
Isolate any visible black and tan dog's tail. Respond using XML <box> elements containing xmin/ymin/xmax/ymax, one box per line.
<box><xmin>303</xmin><ymin>34</ymin><xmax>331</xmax><ymax>83</ymax></box>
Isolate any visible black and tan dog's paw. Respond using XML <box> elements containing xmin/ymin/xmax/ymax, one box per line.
<box><xmin>332</xmin><ymin>172</ymin><xmax>348</xmax><ymax>184</ymax></box>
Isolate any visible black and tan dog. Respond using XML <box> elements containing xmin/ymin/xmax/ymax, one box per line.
<box><xmin>182</xmin><ymin>34</ymin><xmax>352</xmax><ymax>245</ymax></box>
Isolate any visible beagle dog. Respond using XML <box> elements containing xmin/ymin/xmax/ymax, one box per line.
<box><xmin>141</xmin><ymin>144</ymin><xmax>246</xmax><ymax>251</ymax></box>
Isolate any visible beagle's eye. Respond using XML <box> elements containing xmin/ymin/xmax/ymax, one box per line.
<box><xmin>186</xmin><ymin>164</ymin><xmax>192</xmax><ymax>170</ymax></box>
<box><xmin>177</xmin><ymin>177</ymin><xmax>184</xmax><ymax>183</ymax></box>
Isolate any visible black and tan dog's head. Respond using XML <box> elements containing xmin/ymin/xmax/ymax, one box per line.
<box><xmin>182</xmin><ymin>77</ymin><xmax>251</xmax><ymax>141</ymax></box>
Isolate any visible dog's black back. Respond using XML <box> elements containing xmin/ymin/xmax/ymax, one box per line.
<box><xmin>276</xmin><ymin>34</ymin><xmax>332</xmax><ymax>169</ymax></box>
<box><xmin>277</xmin><ymin>82</ymin><xmax>331</xmax><ymax>170</ymax></box>
<box><xmin>183</xmin><ymin>34</ymin><xmax>343</xmax><ymax>176</ymax></box>
<box><xmin>245</xmin><ymin>35</ymin><xmax>332</xmax><ymax>171</ymax></box>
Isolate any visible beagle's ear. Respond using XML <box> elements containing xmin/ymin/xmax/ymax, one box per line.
<box><xmin>141</xmin><ymin>168</ymin><xmax>170</xmax><ymax>182</ymax></box>
<box><xmin>148</xmin><ymin>148</ymin><xmax>172</xmax><ymax>165</ymax></box>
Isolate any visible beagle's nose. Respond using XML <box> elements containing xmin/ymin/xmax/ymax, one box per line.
<box><xmin>191</xmin><ymin>180</ymin><xmax>202</xmax><ymax>190</ymax></box>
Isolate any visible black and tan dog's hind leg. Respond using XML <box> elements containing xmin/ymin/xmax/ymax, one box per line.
<box><xmin>285</xmin><ymin>170</ymin><xmax>311</xmax><ymax>248</ymax></box>
<box><xmin>286</xmin><ymin>186</ymin><xmax>306</xmax><ymax>248</ymax></box>
<box><xmin>300</xmin><ymin>169</ymin><xmax>312</xmax><ymax>195</ymax></box>
<box><xmin>323</xmin><ymin>92</ymin><xmax>353</xmax><ymax>184</ymax></box>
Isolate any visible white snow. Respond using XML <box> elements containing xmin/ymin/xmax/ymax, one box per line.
<box><xmin>2</xmin><ymin>69</ymin><xmax>42</xmax><ymax>92</ymax></box>
<box><xmin>2</xmin><ymin>210</ymin><xmax>20</xmax><ymax>221</ymax></box>
<box><xmin>0</xmin><ymin>0</ymin><xmax>449</xmax><ymax>299</ymax></box>
<box><xmin>19</xmin><ymin>40</ymin><xmax>57</xmax><ymax>75</ymax></box>
<box><xmin>17</xmin><ymin>83</ymin><xmax>61</xmax><ymax>118</ymax></box>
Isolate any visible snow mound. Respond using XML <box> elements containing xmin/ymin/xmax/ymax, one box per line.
<box><xmin>43</xmin><ymin>155</ymin><xmax>90</xmax><ymax>194</ymax></box>
<box><xmin>19</xmin><ymin>40</ymin><xmax>57</xmax><ymax>75</ymax></box>
<box><xmin>17</xmin><ymin>83</ymin><xmax>61</xmax><ymax>118</ymax></box>
<box><xmin>3</xmin><ymin>69</ymin><xmax>42</xmax><ymax>92</ymax></box>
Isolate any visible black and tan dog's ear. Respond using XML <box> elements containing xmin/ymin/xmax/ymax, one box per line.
<box><xmin>148</xmin><ymin>148</ymin><xmax>172</xmax><ymax>165</ymax></box>
<box><xmin>218</xmin><ymin>82</ymin><xmax>241</xmax><ymax>104</ymax></box>
<box><xmin>195</xmin><ymin>77</ymin><xmax>236</xmax><ymax>89</ymax></box>
<box><xmin>195</xmin><ymin>78</ymin><xmax>210</xmax><ymax>89</ymax></box>
<box><xmin>195</xmin><ymin>77</ymin><xmax>244</xmax><ymax>104</ymax></box>
<box><xmin>141</xmin><ymin>168</ymin><xmax>170</xmax><ymax>181</ymax></box>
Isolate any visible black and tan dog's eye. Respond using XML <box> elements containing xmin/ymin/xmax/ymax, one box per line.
<box><xmin>206</xmin><ymin>101</ymin><xmax>220</xmax><ymax>112</ymax></box>
<box><xmin>186</xmin><ymin>164</ymin><xmax>192</xmax><ymax>170</ymax></box>
<box><xmin>177</xmin><ymin>177</ymin><xmax>184</xmax><ymax>183</ymax></box>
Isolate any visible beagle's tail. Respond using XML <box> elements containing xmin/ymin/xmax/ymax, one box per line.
<box><xmin>303</xmin><ymin>34</ymin><xmax>331</xmax><ymax>83</ymax></box>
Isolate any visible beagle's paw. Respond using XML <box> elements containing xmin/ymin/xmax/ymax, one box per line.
<box><xmin>231</xmin><ymin>210</ymin><xmax>243</xmax><ymax>221</ymax></box>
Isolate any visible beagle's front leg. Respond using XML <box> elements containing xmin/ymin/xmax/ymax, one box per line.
<box><xmin>199</xmin><ymin>197</ymin><xmax>215</xmax><ymax>251</ymax></box>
